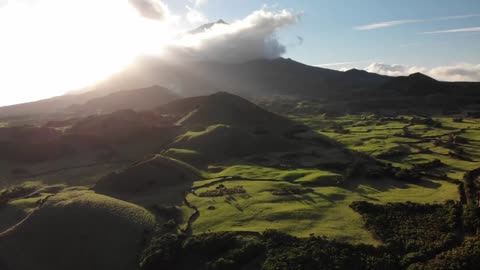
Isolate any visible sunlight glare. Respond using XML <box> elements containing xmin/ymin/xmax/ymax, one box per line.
<box><xmin>0</xmin><ymin>0</ymin><xmax>175</xmax><ymax>106</ymax></box>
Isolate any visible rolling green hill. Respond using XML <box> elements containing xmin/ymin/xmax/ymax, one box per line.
<box><xmin>94</xmin><ymin>155</ymin><xmax>202</xmax><ymax>206</ymax></box>
<box><xmin>1</xmin><ymin>88</ymin><xmax>480</xmax><ymax>269</ymax></box>
<box><xmin>0</xmin><ymin>188</ymin><xmax>155</xmax><ymax>270</ymax></box>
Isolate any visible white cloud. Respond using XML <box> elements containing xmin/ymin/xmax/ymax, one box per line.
<box><xmin>170</xmin><ymin>8</ymin><xmax>302</xmax><ymax>63</ymax></box>
<box><xmin>423</xmin><ymin>26</ymin><xmax>480</xmax><ymax>34</ymax></box>
<box><xmin>0</xmin><ymin>1</ymin><xmax>302</xmax><ymax>106</ymax></box>
<box><xmin>316</xmin><ymin>60</ymin><xmax>370</xmax><ymax>67</ymax></box>
<box><xmin>355</xmin><ymin>14</ymin><xmax>480</xmax><ymax>30</ymax></box>
<box><xmin>355</xmin><ymin>19</ymin><xmax>421</xmax><ymax>30</ymax></box>
<box><xmin>191</xmin><ymin>0</ymin><xmax>207</xmax><ymax>7</ymax></box>
<box><xmin>364</xmin><ymin>63</ymin><xmax>480</xmax><ymax>81</ymax></box>
<box><xmin>364</xmin><ymin>63</ymin><xmax>426</xmax><ymax>76</ymax></box>
<box><xmin>441</xmin><ymin>14</ymin><xmax>480</xmax><ymax>20</ymax></box>
<box><xmin>185</xmin><ymin>5</ymin><xmax>208</xmax><ymax>24</ymax></box>
<box><xmin>429</xmin><ymin>64</ymin><xmax>480</xmax><ymax>81</ymax></box>
<box><xmin>128</xmin><ymin>0</ymin><xmax>170</xmax><ymax>21</ymax></box>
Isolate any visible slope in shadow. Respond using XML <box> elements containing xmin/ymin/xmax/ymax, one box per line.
<box><xmin>159</xmin><ymin>92</ymin><xmax>315</xmax><ymax>163</ymax></box>
<box><xmin>94</xmin><ymin>155</ymin><xmax>202</xmax><ymax>206</ymax></box>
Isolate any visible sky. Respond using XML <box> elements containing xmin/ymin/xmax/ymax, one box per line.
<box><xmin>0</xmin><ymin>0</ymin><xmax>479</xmax><ymax>106</ymax></box>
<box><xmin>168</xmin><ymin>0</ymin><xmax>480</xmax><ymax>76</ymax></box>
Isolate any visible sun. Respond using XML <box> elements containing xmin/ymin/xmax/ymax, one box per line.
<box><xmin>0</xmin><ymin>0</ymin><xmax>174</xmax><ymax>106</ymax></box>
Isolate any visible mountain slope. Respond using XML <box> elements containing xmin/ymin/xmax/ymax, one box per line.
<box><xmin>0</xmin><ymin>189</ymin><xmax>155</xmax><ymax>270</ymax></box>
<box><xmin>174</xmin><ymin>92</ymin><xmax>293</xmax><ymax>131</ymax></box>
<box><xmin>0</xmin><ymin>58</ymin><xmax>388</xmax><ymax>118</ymax></box>
<box><xmin>2</xmin><ymin>57</ymin><xmax>480</xmax><ymax>118</ymax></box>
<box><xmin>66</xmin><ymin>85</ymin><xmax>180</xmax><ymax>115</ymax></box>
<box><xmin>94</xmin><ymin>155</ymin><xmax>201</xmax><ymax>205</ymax></box>
<box><xmin>0</xmin><ymin>84</ymin><xmax>180</xmax><ymax>119</ymax></box>
<box><xmin>160</xmin><ymin>92</ymin><xmax>337</xmax><ymax>163</ymax></box>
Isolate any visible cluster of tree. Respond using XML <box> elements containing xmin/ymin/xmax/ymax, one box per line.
<box><xmin>150</xmin><ymin>205</ymin><xmax>185</xmax><ymax>232</ymax></box>
<box><xmin>380</xmin><ymin>116</ymin><xmax>408</xmax><ymax>123</ymax></box>
<box><xmin>198</xmin><ymin>185</ymin><xmax>246</xmax><ymax>197</ymax></box>
<box><xmin>434</xmin><ymin>134</ymin><xmax>469</xmax><ymax>156</ymax></box>
<box><xmin>363</xmin><ymin>162</ymin><xmax>423</xmax><ymax>183</ymax></box>
<box><xmin>411</xmin><ymin>236</ymin><xmax>480</xmax><ymax>269</ymax></box>
<box><xmin>342</xmin><ymin>156</ymin><xmax>424</xmax><ymax>183</ymax></box>
<box><xmin>140</xmin><ymin>231</ymin><xmax>402</xmax><ymax>270</ymax></box>
<box><xmin>271</xmin><ymin>187</ymin><xmax>314</xmax><ymax>196</ymax></box>
<box><xmin>350</xmin><ymin>201</ymin><xmax>462</xmax><ymax>265</ymax></box>
<box><xmin>352</xmin><ymin>120</ymin><xmax>375</xmax><ymax>127</ymax></box>
<box><xmin>394</xmin><ymin>129</ymin><xmax>417</xmax><ymax>139</ymax></box>
<box><xmin>411</xmin><ymin>159</ymin><xmax>445</xmax><ymax>171</ymax></box>
<box><xmin>448</xmin><ymin>150</ymin><xmax>472</xmax><ymax>162</ymax></box>
<box><xmin>376</xmin><ymin>145</ymin><xmax>411</xmax><ymax>159</ymax></box>
<box><xmin>462</xmin><ymin>168</ymin><xmax>480</xmax><ymax>234</ymax></box>
<box><xmin>141</xmin><ymin>232</ymin><xmax>264</xmax><ymax>270</ymax></box>
<box><xmin>329</xmin><ymin>123</ymin><xmax>351</xmax><ymax>134</ymax></box>
<box><xmin>410</xmin><ymin>117</ymin><xmax>442</xmax><ymax>128</ymax></box>
<box><xmin>463</xmin><ymin>168</ymin><xmax>480</xmax><ymax>205</ymax></box>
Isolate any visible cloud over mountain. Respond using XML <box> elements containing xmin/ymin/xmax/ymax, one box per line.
<box><xmin>365</xmin><ymin>63</ymin><xmax>480</xmax><ymax>82</ymax></box>
<box><xmin>364</xmin><ymin>63</ymin><xmax>427</xmax><ymax>77</ymax></box>
<box><xmin>0</xmin><ymin>0</ymin><xmax>302</xmax><ymax>105</ymax></box>
<box><xmin>171</xmin><ymin>9</ymin><xmax>302</xmax><ymax>63</ymax></box>
<box><xmin>429</xmin><ymin>64</ymin><xmax>480</xmax><ymax>81</ymax></box>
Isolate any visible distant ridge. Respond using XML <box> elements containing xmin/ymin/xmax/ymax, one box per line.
<box><xmin>66</xmin><ymin>85</ymin><xmax>180</xmax><ymax>115</ymax></box>
<box><xmin>379</xmin><ymin>72</ymin><xmax>446</xmax><ymax>96</ymax></box>
<box><xmin>1</xmin><ymin>57</ymin><xmax>480</xmax><ymax>118</ymax></box>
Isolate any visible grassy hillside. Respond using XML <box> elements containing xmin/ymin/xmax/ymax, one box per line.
<box><xmin>170</xmin><ymin>124</ymin><xmax>298</xmax><ymax>162</ymax></box>
<box><xmin>186</xmin><ymin>173</ymin><xmax>457</xmax><ymax>245</ymax></box>
<box><xmin>2</xmin><ymin>91</ymin><xmax>480</xmax><ymax>269</ymax></box>
<box><xmin>94</xmin><ymin>155</ymin><xmax>203</xmax><ymax>207</ymax></box>
<box><xmin>166</xmin><ymin>109</ymin><xmax>473</xmax><ymax>245</ymax></box>
<box><xmin>177</xmin><ymin>92</ymin><xmax>293</xmax><ymax>131</ymax></box>
<box><xmin>295</xmin><ymin>114</ymin><xmax>480</xmax><ymax>181</ymax></box>
<box><xmin>0</xmin><ymin>188</ymin><xmax>155</xmax><ymax>270</ymax></box>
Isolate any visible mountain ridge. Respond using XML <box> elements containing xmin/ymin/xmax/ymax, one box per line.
<box><xmin>1</xmin><ymin>57</ymin><xmax>479</xmax><ymax>118</ymax></box>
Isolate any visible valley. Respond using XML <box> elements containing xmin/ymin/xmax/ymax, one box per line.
<box><xmin>2</xmin><ymin>1</ymin><xmax>480</xmax><ymax>268</ymax></box>
<box><xmin>1</xmin><ymin>89</ymin><xmax>479</xmax><ymax>269</ymax></box>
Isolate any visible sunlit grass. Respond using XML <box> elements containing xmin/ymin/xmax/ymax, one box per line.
<box><xmin>187</xmin><ymin>114</ymin><xmax>479</xmax><ymax>245</ymax></box>
<box><xmin>189</xmin><ymin>177</ymin><xmax>458</xmax><ymax>245</ymax></box>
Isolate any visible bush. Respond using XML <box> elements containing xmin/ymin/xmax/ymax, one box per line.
<box><xmin>141</xmin><ymin>231</ymin><xmax>401</xmax><ymax>270</ymax></box>
<box><xmin>350</xmin><ymin>201</ymin><xmax>461</xmax><ymax>264</ymax></box>
<box><xmin>412</xmin><ymin>236</ymin><xmax>480</xmax><ymax>270</ymax></box>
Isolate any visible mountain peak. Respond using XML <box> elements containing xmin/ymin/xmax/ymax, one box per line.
<box><xmin>408</xmin><ymin>72</ymin><xmax>436</xmax><ymax>81</ymax></box>
<box><xmin>173</xmin><ymin>91</ymin><xmax>292</xmax><ymax>130</ymax></box>
<box><xmin>189</xmin><ymin>19</ymin><xmax>228</xmax><ymax>34</ymax></box>
<box><xmin>345</xmin><ymin>68</ymin><xmax>368</xmax><ymax>74</ymax></box>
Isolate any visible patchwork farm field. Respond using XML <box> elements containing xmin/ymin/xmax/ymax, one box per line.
<box><xmin>308</xmin><ymin>115</ymin><xmax>480</xmax><ymax>180</ymax></box>
<box><xmin>181</xmin><ymin>114</ymin><xmax>476</xmax><ymax>244</ymax></box>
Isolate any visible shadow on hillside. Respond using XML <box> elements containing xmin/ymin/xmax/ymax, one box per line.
<box><xmin>345</xmin><ymin>177</ymin><xmax>442</xmax><ymax>195</ymax></box>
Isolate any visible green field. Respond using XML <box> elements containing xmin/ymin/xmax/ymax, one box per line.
<box><xmin>186</xmin><ymin>173</ymin><xmax>457</xmax><ymax>244</ymax></box>
<box><xmin>301</xmin><ymin>114</ymin><xmax>480</xmax><ymax>180</ymax></box>
<box><xmin>176</xmin><ymin>114</ymin><xmax>480</xmax><ymax>244</ymax></box>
